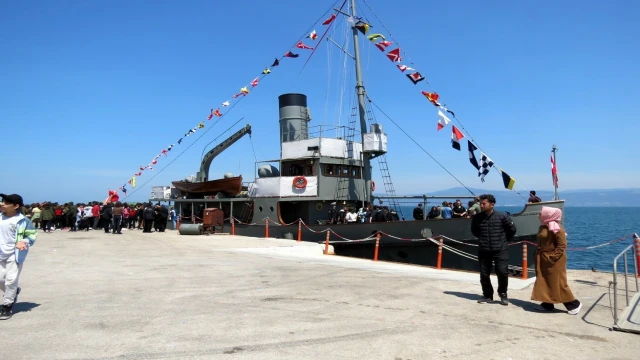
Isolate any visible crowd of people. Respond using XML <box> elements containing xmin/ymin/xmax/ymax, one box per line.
<box><xmin>18</xmin><ymin>202</ymin><xmax>178</xmax><ymax>234</ymax></box>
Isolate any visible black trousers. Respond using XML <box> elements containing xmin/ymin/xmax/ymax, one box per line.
<box><xmin>158</xmin><ymin>218</ymin><xmax>167</xmax><ymax>232</ymax></box>
<box><xmin>143</xmin><ymin>219</ymin><xmax>153</xmax><ymax>233</ymax></box>
<box><xmin>103</xmin><ymin>218</ymin><xmax>111</xmax><ymax>233</ymax></box>
<box><xmin>478</xmin><ymin>249</ymin><xmax>509</xmax><ymax>298</ymax></box>
<box><xmin>541</xmin><ymin>299</ymin><xmax>581</xmax><ymax>311</ymax></box>
<box><xmin>42</xmin><ymin>220</ymin><xmax>52</xmax><ymax>232</ymax></box>
<box><xmin>68</xmin><ymin>216</ymin><xmax>77</xmax><ymax>231</ymax></box>
<box><xmin>113</xmin><ymin>215</ymin><xmax>122</xmax><ymax>233</ymax></box>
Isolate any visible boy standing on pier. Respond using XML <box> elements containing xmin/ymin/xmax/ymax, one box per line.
<box><xmin>0</xmin><ymin>194</ymin><xmax>37</xmax><ymax>320</ymax></box>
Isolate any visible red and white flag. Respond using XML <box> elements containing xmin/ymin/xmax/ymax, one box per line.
<box><xmin>437</xmin><ymin>110</ymin><xmax>451</xmax><ymax>131</ymax></box>
<box><xmin>251</xmin><ymin>78</ymin><xmax>259</xmax><ymax>87</ymax></box>
<box><xmin>396</xmin><ymin>64</ymin><xmax>414</xmax><ymax>72</ymax></box>
<box><xmin>295</xmin><ymin>41</ymin><xmax>314</xmax><ymax>50</ymax></box>
<box><xmin>386</xmin><ymin>48</ymin><xmax>402</xmax><ymax>62</ymax></box>
<box><xmin>551</xmin><ymin>154</ymin><xmax>559</xmax><ymax>188</ymax></box>
<box><xmin>375</xmin><ymin>41</ymin><xmax>392</xmax><ymax>51</ymax></box>
<box><xmin>322</xmin><ymin>14</ymin><xmax>336</xmax><ymax>25</ymax></box>
<box><xmin>307</xmin><ymin>30</ymin><xmax>317</xmax><ymax>40</ymax></box>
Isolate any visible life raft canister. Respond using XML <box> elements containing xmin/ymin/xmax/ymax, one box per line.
<box><xmin>371</xmin><ymin>181</ymin><xmax>376</xmax><ymax>192</ymax></box>
<box><xmin>293</xmin><ymin>176</ymin><xmax>307</xmax><ymax>189</ymax></box>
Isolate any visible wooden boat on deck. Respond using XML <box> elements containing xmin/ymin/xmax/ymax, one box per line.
<box><xmin>172</xmin><ymin>176</ymin><xmax>243</xmax><ymax>196</ymax></box>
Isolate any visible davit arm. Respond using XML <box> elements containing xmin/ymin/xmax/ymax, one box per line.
<box><xmin>196</xmin><ymin>124</ymin><xmax>252</xmax><ymax>182</ymax></box>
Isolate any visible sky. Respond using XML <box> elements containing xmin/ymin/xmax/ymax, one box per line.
<box><xmin>1</xmin><ymin>0</ymin><xmax>639</xmax><ymax>204</ymax></box>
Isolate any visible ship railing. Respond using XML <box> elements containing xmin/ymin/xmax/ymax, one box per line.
<box><xmin>610</xmin><ymin>237</ymin><xmax>640</xmax><ymax>326</ymax></box>
<box><xmin>307</xmin><ymin>125</ymin><xmax>358</xmax><ymax>139</ymax></box>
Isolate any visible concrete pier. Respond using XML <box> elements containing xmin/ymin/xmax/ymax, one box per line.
<box><xmin>4</xmin><ymin>229</ymin><xmax>637</xmax><ymax>359</ymax></box>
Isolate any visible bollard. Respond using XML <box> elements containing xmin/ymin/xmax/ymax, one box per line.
<box><xmin>522</xmin><ymin>243</ymin><xmax>528</xmax><ymax>280</ymax></box>
<box><xmin>297</xmin><ymin>220</ymin><xmax>302</xmax><ymax>242</ymax></box>
<box><xmin>231</xmin><ymin>216</ymin><xmax>235</xmax><ymax>236</ymax></box>
<box><xmin>373</xmin><ymin>232</ymin><xmax>380</xmax><ymax>262</ymax></box>
<box><xmin>265</xmin><ymin>218</ymin><xmax>269</xmax><ymax>238</ymax></box>
<box><xmin>634</xmin><ymin>233</ymin><xmax>640</xmax><ymax>278</ymax></box>
<box><xmin>324</xmin><ymin>231</ymin><xmax>330</xmax><ymax>255</ymax></box>
<box><xmin>176</xmin><ymin>217</ymin><xmax>181</xmax><ymax>231</ymax></box>
<box><xmin>436</xmin><ymin>238</ymin><xmax>443</xmax><ymax>269</ymax></box>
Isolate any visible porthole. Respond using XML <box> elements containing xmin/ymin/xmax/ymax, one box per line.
<box><xmin>258</xmin><ymin>206</ymin><xmax>263</xmax><ymax>212</ymax></box>
<box><xmin>316</xmin><ymin>203</ymin><xmax>323</xmax><ymax>211</ymax></box>
<box><xmin>269</xmin><ymin>206</ymin><xmax>274</xmax><ymax>212</ymax></box>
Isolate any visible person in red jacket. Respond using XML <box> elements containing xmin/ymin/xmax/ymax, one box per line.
<box><xmin>91</xmin><ymin>202</ymin><xmax>100</xmax><ymax>230</ymax></box>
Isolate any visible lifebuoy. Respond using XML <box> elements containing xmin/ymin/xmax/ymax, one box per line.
<box><xmin>293</xmin><ymin>176</ymin><xmax>307</xmax><ymax>189</ymax></box>
<box><xmin>371</xmin><ymin>181</ymin><xmax>376</xmax><ymax>192</ymax></box>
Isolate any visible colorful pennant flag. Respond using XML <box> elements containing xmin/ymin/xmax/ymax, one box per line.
<box><xmin>167</xmin><ymin>144</ymin><xmax>174</xmax><ymax>151</ymax></box>
<box><xmin>396</xmin><ymin>65</ymin><xmax>414</xmax><ymax>72</ymax></box>
<box><xmin>135</xmin><ymin>172</ymin><xmax>142</xmax><ymax>176</ymax></box>
<box><xmin>501</xmin><ymin>170</ymin><xmax>515</xmax><ymax>190</ymax></box>
<box><xmin>271</xmin><ymin>58</ymin><xmax>280</xmax><ymax>67</ymax></box>
<box><xmin>221</xmin><ymin>101</ymin><xmax>230</xmax><ymax>107</ymax></box>
<box><xmin>177</xmin><ymin>138</ymin><xmax>183</xmax><ymax>144</ymax></box>
<box><xmin>367</xmin><ymin>34</ymin><xmax>385</xmax><ymax>42</ymax></box>
<box><xmin>161</xmin><ymin>149</ymin><xmax>168</xmax><ymax>156</ymax></box>
<box><xmin>262</xmin><ymin>68</ymin><xmax>271</xmax><ymax>75</ymax></box>
<box><xmin>131</xmin><ymin>176</ymin><xmax>136</xmax><ymax>187</ymax></box>
<box><xmin>198</xmin><ymin>122</ymin><xmax>205</xmax><ymax>129</ymax></box>
<box><xmin>295</xmin><ymin>41</ymin><xmax>314</xmax><ymax>50</ymax></box>
<box><xmin>355</xmin><ymin>21</ymin><xmax>370</xmax><ymax>34</ymax></box>
<box><xmin>406</xmin><ymin>72</ymin><xmax>425</xmax><ymax>84</ymax></box>
<box><xmin>375</xmin><ymin>41</ymin><xmax>392</xmax><ymax>51</ymax></box>
<box><xmin>451</xmin><ymin>125</ymin><xmax>464</xmax><ymax>150</ymax></box>
<box><xmin>284</xmin><ymin>51</ymin><xmax>299</xmax><ymax>58</ymax></box>
<box><xmin>139</xmin><ymin>166</ymin><xmax>145</xmax><ymax>171</ymax></box>
<box><xmin>422</xmin><ymin>91</ymin><xmax>441</xmax><ymax>106</ymax></box>
<box><xmin>240</xmin><ymin>87</ymin><xmax>249</xmax><ymax>95</ymax></box>
<box><xmin>322</xmin><ymin>13</ymin><xmax>336</xmax><ymax>25</ymax></box>
<box><xmin>251</xmin><ymin>78</ymin><xmax>259</xmax><ymax>87</ymax></box>
<box><xmin>207</xmin><ymin>109</ymin><xmax>214</xmax><ymax>120</ymax></box>
<box><xmin>119</xmin><ymin>184</ymin><xmax>127</xmax><ymax>195</ymax></box>
<box><xmin>478</xmin><ymin>152</ymin><xmax>494</xmax><ymax>182</ymax></box>
<box><xmin>386</xmin><ymin>48</ymin><xmax>401</xmax><ymax>62</ymax></box>
<box><xmin>307</xmin><ymin>30</ymin><xmax>317</xmax><ymax>40</ymax></box>
<box><xmin>437</xmin><ymin>110</ymin><xmax>451</xmax><ymax>131</ymax></box>
<box><xmin>151</xmin><ymin>160</ymin><xmax>158</xmax><ymax>165</ymax></box>
<box><xmin>439</xmin><ymin>105</ymin><xmax>455</xmax><ymax>118</ymax></box>
<box><xmin>468</xmin><ymin>141</ymin><xmax>480</xmax><ymax>170</ymax></box>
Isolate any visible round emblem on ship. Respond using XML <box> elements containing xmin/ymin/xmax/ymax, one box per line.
<box><xmin>371</xmin><ymin>181</ymin><xmax>376</xmax><ymax>192</ymax></box>
<box><xmin>293</xmin><ymin>176</ymin><xmax>307</xmax><ymax>189</ymax></box>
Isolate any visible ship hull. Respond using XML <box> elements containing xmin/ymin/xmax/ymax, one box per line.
<box><xmin>224</xmin><ymin>200</ymin><xmax>563</xmax><ymax>275</ymax></box>
<box><xmin>172</xmin><ymin>176</ymin><xmax>243</xmax><ymax>196</ymax></box>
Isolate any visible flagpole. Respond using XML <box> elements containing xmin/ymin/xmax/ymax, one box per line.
<box><xmin>350</xmin><ymin>0</ymin><xmax>373</xmax><ymax>206</ymax></box>
<box><xmin>552</xmin><ymin>144</ymin><xmax>558</xmax><ymax>200</ymax></box>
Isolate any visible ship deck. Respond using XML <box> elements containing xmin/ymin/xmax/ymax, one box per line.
<box><xmin>8</xmin><ymin>229</ymin><xmax>638</xmax><ymax>359</ymax></box>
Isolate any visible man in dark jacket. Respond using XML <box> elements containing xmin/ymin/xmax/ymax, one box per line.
<box><xmin>143</xmin><ymin>204</ymin><xmax>155</xmax><ymax>233</ymax></box>
<box><xmin>412</xmin><ymin>204</ymin><xmax>424</xmax><ymax>220</ymax></box>
<box><xmin>471</xmin><ymin>194</ymin><xmax>516</xmax><ymax>305</ymax></box>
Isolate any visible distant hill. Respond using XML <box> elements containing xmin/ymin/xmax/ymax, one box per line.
<box><xmin>400</xmin><ymin>188</ymin><xmax>640</xmax><ymax>207</ymax></box>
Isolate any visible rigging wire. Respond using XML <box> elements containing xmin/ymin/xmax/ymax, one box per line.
<box><xmin>124</xmin><ymin>117</ymin><xmax>244</xmax><ymax>199</ymax></box>
<box><xmin>362</xmin><ymin>0</ymin><xmax>530</xmax><ymax>198</ymax></box>
<box><xmin>124</xmin><ymin>0</ymin><xmax>347</xmax><ymax>199</ymax></box>
<box><xmin>366</xmin><ymin>95</ymin><xmax>476</xmax><ymax>196</ymax></box>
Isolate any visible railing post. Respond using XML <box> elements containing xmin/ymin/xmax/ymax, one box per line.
<box><xmin>231</xmin><ymin>216</ymin><xmax>235</xmax><ymax>236</ymax></box>
<box><xmin>522</xmin><ymin>243</ymin><xmax>528</xmax><ymax>280</ymax></box>
<box><xmin>324</xmin><ymin>231</ymin><xmax>330</xmax><ymax>255</ymax></box>
<box><xmin>297</xmin><ymin>220</ymin><xmax>302</xmax><ymax>242</ymax></box>
<box><xmin>265</xmin><ymin>218</ymin><xmax>269</xmax><ymax>238</ymax></box>
<box><xmin>373</xmin><ymin>232</ymin><xmax>380</xmax><ymax>262</ymax></box>
<box><xmin>634</xmin><ymin>233</ymin><xmax>640</xmax><ymax>279</ymax></box>
<box><xmin>436</xmin><ymin>238</ymin><xmax>443</xmax><ymax>269</ymax></box>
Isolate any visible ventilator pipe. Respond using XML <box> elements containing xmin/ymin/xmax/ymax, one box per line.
<box><xmin>265</xmin><ymin>218</ymin><xmax>269</xmax><ymax>238</ymax></box>
<box><xmin>436</xmin><ymin>238</ymin><xmax>443</xmax><ymax>269</ymax></box>
<box><xmin>297</xmin><ymin>220</ymin><xmax>302</xmax><ymax>242</ymax></box>
<box><xmin>324</xmin><ymin>231</ymin><xmax>330</xmax><ymax>255</ymax></box>
<box><xmin>373</xmin><ymin>232</ymin><xmax>381</xmax><ymax>262</ymax></box>
<box><xmin>522</xmin><ymin>243</ymin><xmax>528</xmax><ymax>280</ymax></box>
<box><xmin>634</xmin><ymin>233</ymin><xmax>640</xmax><ymax>279</ymax></box>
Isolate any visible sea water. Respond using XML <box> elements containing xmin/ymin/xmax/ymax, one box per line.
<box><xmin>394</xmin><ymin>206</ymin><xmax>640</xmax><ymax>271</ymax></box>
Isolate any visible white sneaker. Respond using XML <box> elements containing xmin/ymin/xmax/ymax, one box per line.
<box><xmin>568</xmin><ymin>302</ymin><xmax>583</xmax><ymax>315</ymax></box>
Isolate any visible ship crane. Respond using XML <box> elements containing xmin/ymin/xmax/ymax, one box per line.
<box><xmin>196</xmin><ymin>124</ymin><xmax>252</xmax><ymax>182</ymax></box>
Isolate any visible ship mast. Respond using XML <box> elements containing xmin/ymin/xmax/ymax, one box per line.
<box><xmin>350</xmin><ymin>0</ymin><xmax>373</xmax><ymax>205</ymax></box>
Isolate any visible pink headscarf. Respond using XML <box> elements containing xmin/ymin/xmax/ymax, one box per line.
<box><xmin>539</xmin><ymin>206</ymin><xmax>562</xmax><ymax>234</ymax></box>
